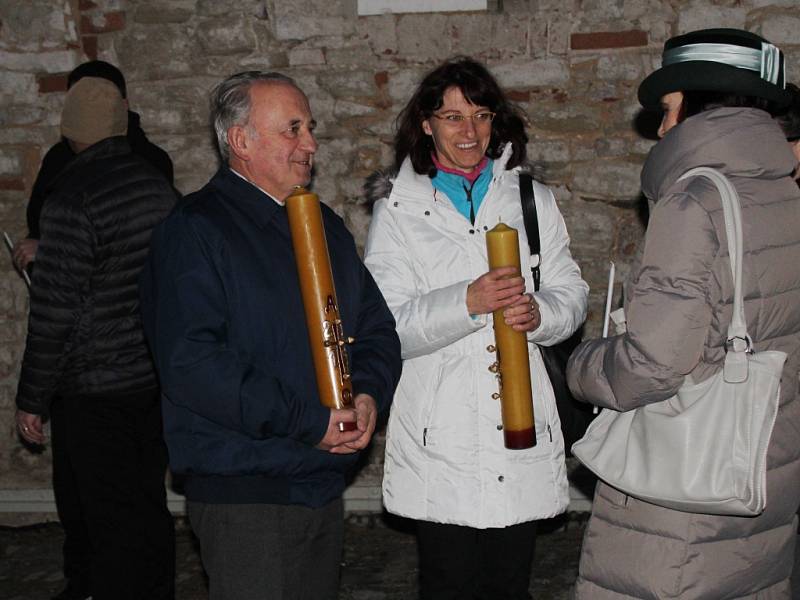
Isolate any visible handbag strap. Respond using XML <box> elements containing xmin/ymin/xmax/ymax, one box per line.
<box><xmin>519</xmin><ymin>173</ymin><xmax>541</xmax><ymax>292</ymax></box>
<box><xmin>676</xmin><ymin>167</ymin><xmax>749</xmax><ymax>383</ymax></box>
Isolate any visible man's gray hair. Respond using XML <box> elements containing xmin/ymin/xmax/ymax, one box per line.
<box><xmin>210</xmin><ymin>71</ymin><xmax>297</xmax><ymax>163</ymax></box>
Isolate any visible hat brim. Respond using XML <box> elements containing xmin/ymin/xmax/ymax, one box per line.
<box><xmin>638</xmin><ymin>61</ymin><xmax>792</xmax><ymax>109</ymax></box>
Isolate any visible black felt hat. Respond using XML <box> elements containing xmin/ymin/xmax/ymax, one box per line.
<box><xmin>638</xmin><ymin>28</ymin><xmax>791</xmax><ymax>109</ymax></box>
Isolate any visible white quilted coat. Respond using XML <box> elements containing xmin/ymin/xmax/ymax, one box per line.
<box><xmin>364</xmin><ymin>146</ymin><xmax>589</xmax><ymax>528</ymax></box>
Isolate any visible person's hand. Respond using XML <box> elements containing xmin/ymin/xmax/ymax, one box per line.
<box><xmin>316</xmin><ymin>407</ymin><xmax>362</xmax><ymax>454</ymax></box>
<box><xmin>16</xmin><ymin>409</ymin><xmax>45</xmax><ymax>445</ymax></box>
<box><xmin>503</xmin><ymin>293</ymin><xmax>541</xmax><ymax>332</ymax></box>
<box><xmin>466</xmin><ymin>267</ymin><xmax>525</xmax><ymax>315</ymax></box>
<box><xmin>12</xmin><ymin>238</ymin><xmax>38</xmax><ymax>271</ymax></box>
<box><xmin>335</xmin><ymin>393</ymin><xmax>377</xmax><ymax>453</ymax></box>
<box><xmin>317</xmin><ymin>394</ymin><xmax>379</xmax><ymax>454</ymax></box>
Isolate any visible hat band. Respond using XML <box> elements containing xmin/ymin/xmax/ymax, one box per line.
<box><xmin>662</xmin><ymin>42</ymin><xmax>784</xmax><ymax>87</ymax></box>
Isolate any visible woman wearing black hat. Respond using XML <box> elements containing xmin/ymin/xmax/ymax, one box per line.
<box><xmin>567</xmin><ymin>29</ymin><xmax>800</xmax><ymax>598</ymax></box>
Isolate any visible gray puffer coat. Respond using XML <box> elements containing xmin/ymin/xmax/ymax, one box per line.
<box><xmin>567</xmin><ymin>107</ymin><xmax>800</xmax><ymax>599</ymax></box>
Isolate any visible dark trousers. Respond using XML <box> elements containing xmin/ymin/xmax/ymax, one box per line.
<box><xmin>188</xmin><ymin>498</ymin><xmax>344</xmax><ymax>600</ymax></box>
<box><xmin>61</xmin><ymin>389</ymin><xmax>175</xmax><ymax>600</ymax></box>
<box><xmin>417</xmin><ymin>520</ymin><xmax>538</xmax><ymax>600</ymax></box>
<box><xmin>50</xmin><ymin>396</ymin><xmax>91</xmax><ymax>592</ymax></box>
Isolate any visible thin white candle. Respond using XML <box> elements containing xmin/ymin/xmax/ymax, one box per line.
<box><xmin>4</xmin><ymin>231</ymin><xmax>31</xmax><ymax>287</ymax></box>
<box><xmin>602</xmin><ymin>261</ymin><xmax>615</xmax><ymax>338</ymax></box>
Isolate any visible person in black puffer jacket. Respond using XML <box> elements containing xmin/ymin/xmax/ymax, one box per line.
<box><xmin>15</xmin><ymin>77</ymin><xmax>177</xmax><ymax>600</ymax></box>
<box><xmin>10</xmin><ymin>61</ymin><xmax>175</xmax><ymax>600</ymax></box>
<box><xmin>13</xmin><ymin>60</ymin><xmax>174</xmax><ymax>273</ymax></box>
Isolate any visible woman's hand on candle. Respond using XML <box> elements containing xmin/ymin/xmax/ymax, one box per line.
<box><xmin>504</xmin><ymin>293</ymin><xmax>541</xmax><ymax>332</ymax></box>
<box><xmin>466</xmin><ymin>267</ymin><xmax>526</xmax><ymax>315</ymax></box>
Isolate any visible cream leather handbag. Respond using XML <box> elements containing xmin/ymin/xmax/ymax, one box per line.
<box><xmin>572</xmin><ymin>167</ymin><xmax>785</xmax><ymax>516</ymax></box>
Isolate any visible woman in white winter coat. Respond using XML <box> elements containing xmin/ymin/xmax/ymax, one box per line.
<box><xmin>363</xmin><ymin>57</ymin><xmax>588</xmax><ymax>600</ymax></box>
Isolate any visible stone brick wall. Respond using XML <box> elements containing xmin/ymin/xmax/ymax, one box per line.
<box><xmin>1</xmin><ymin>0</ymin><xmax>798</xmax><ymax>512</ymax></box>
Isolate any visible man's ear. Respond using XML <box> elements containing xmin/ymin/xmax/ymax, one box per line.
<box><xmin>227</xmin><ymin>125</ymin><xmax>250</xmax><ymax>162</ymax></box>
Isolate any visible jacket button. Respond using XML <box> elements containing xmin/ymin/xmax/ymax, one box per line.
<box><xmin>483</xmin><ymin>225</ymin><xmax>488</xmax><ymax>231</ymax></box>
<box><xmin>469</xmin><ymin>229</ymin><xmax>475</xmax><ymax>234</ymax></box>
<box><xmin>496</xmin><ymin>424</ymin><xmax>503</xmax><ymax>431</ymax></box>
<box><xmin>424</xmin><ymin>210</ymin><xmax>430</xmax><ymax>216</ymax></box>
<box><xmin>498</xmin><ymin>475</ymin><xmax>504</xmax><ymax>482</ymax></box>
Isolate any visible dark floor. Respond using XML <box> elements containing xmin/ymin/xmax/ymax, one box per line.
<box><xmin>0</xmin><ymin>512</ymin><xmax>586</xmax><ymax>600</ymax></box>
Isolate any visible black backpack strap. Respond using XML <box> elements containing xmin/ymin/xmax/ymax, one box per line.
<box><xmin>519</xmin><ymin>173</ymin><xmax>541</xmax><ymax>292</ymax></box>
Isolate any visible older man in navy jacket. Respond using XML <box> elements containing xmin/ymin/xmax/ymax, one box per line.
<box><xmin>139</xmin><ymin>71</ymin><xmax>401</xmax><ymax>600</ymax></box>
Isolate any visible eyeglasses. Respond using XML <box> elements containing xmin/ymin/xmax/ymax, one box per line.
<box><xmin>431</xmin><ymin>111</ymin><xmax>496</xmax><ymax>126</ymax></box>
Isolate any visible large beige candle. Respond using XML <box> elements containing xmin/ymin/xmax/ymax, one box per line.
<box><xmin>286</xmin><ymin>187</ymin><xmax>356</xmax><ymax>431</ymax></box>
<box><xmin>486</xmin><ymin>222</ymin><xmax>536</xmax><ymax>449</ymax></box>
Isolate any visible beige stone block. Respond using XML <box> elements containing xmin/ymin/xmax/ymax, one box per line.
<box><xmin>543</xmin><ymin>17</ymin><xmax>572</xmax><ymax>56</ymax></box>
<box><xmin>129</xmin><ymin>81</ymin><xmax>213</xmax><ymax>134</ymax></box>
<box><xmin>338</xmin><ymin>175</ymin><xmax>369</xmax><ymax>202</ymax></box>
<box><xmin>571</xmin><ymin>159</ymin><xmax>642</xmax><ymax>203</ymax></box>
<box><xmin>527</xmin><ymin>138</ymin><xmax>570</xmax><ymax>163</ymax></box>
<box><xmin>395</xmin><ymin>14</ymin><xmax>451</xmax><ymax>60</ymax></box>
<box><xmin>325</xmin><ymin>44</ymin><xmax>381</xmax><ymax>69</ymax></box>
<box><xmin>752</xmin><ymin>11</ymin><xmax>800</xmax><ymax>46</ymax></box>
<box><xmin>783</xmin><ymin>47</ymin><xmax>800</xmax><ymax>83</ymax></box>
<box><xmin>621</xmin><ymin>0</ymin><xmax>675</xmax><ymax>21</ymax></box>
<box><xmin>333</xmin><ymin>98</ymin><xmax>377</xmax><ymax>119</ymax></box>
<box><xmin>272</xmin><ymin>2</ymin><xmax>356</xmax><ymax>41</ymax></box>
<box><xmin>492</xmin><ymin>58</ymin><xmax>570</xmax><ymax>88</ymax></box>
<box><xmin>527</xmin><ymin>102</ymin><xmax>601</xmax><ymax>134</ymax></box>
<box><xmin>237</xmin><ymin>52</ymin><xmax>290</xmax><ymax>71</ymax></box>
<box><xmin>386</xmin><ymin>67</ymin><xmax>428</xmax><ymax>104</ymax></box>
<box><xmin>288</xmin><ymin>47</ymin><xmax>326</xmax><ymax>66</ymax></box>
<box><xmin>354</xmin><ymin>142</ymin><xmax>388</xmax><ymax>175</ymax></box>
<box><xmin>0</xmin><ymin>127</ymin><xmax>57</xmax><ymax>148</ymax></box>
<box><xmin>531</xmin><ymin>0</ymin><xmax>578</xmax><ymax>10</ymax></box>
<box><xmin>0</xmin><ymin>72</ymin><xmax>38</xmax><ymax>102</ymax></box>
<box><xmin>168</xmin><ymin>136</ymin><xmax>219</xmax><ymax>196</ymax></box>
<box><xmin>0</xmin><ymin>50</ymin><xmax>77</xmax><ymax>73</ymax></box>
<box><xmin>318</xmin><ymin>69</ymin><xmax>377</xmax><ymax>98</ymax></box>
<box><xmin>676</xmin><ymin>3</ymin><xmax>746</xmax><ymax>33</ymax></box>
<box><xmin>196</xmin><ymin>0</ymin><xmax>245</xmax><ymax>17</ymax></box>
<box><xmin>592</xmin><ymin>136</ymin><xmax>639</xmax><ymax>158</ymax></box>
<box><xmin>748</xmin><ymin>0</ymin><xmax>800</xmax><ymax>6</ymax></box>
<box><xmin>0</xmin><ymin>149</ymin><xmax>23</xmax><ymax>177</ymax></box>
<box><xmin>315</xmin><ymin>139</ymin><xmax>355</xmax><ymax>177</ymax></box>
<box><xmin>0</xmin><ymin>318</ymin><xmax>25</xmax><ymax>343</ymax></box>
<box><xmin>357</xmin><ymin>13</ymin><xmax>398</xmax><ymax>57</ymax></box>
<box><xmin>491</xmin><ymin>13</ymin><xmax>533</xmax><ymax>60</ymax></box>
<box><xmin>447</xmin><ymin>13</ymin><xmax>499</xmax><ymax>58</ymax></box>
<box><xmin>0</xmin><ymin>0</ymin><xmax>72</xmax><ymax>51</ymax></box>
<box><xmin>343</xmin><ymin>202</ymin><xmax>372</xmax><ymax>254</ymax></box>
<box><xmin>133</xmin><ymin>2</ymin><xmax>194</xmax><ymax>23</ymax></box>
<box><xmin>310</xmin><ymin>177</ymin><xmax>342</xmax><ymax>215</ymax></box>
<box><xmin>115</xmin><ymin>24</ymin><xmax>202</xmax><ymax>81</ymax></box>
<box><xmin>596</xmin><ymin>54</ymin><xmax>651</xmax><ymax>81</ymax></box>
<box><xmin>578</xmin><ymin>0</ymin><xmax>624</xmax><ymax>20</ymax></box>
<box><xmin>560</xmin><ymin>198</ymin><xmax>616</xmax><ymax>261</ymax></box>
<box><xmin>197</xmin><ymin>16</ymin><xmax>257</xmax><ymax>55</ymax></box>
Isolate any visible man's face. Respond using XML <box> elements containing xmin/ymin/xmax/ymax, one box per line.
<box><xmin>233</xmin><ymin>82</ymin><xmax>318</xmax><ymax>201</ymax></box>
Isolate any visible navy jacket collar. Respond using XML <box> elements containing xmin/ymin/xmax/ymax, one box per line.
<box><xmin>209</xmin><ymin>167</ymin><xmax>286</xmax><ymax>231</ymax></box>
